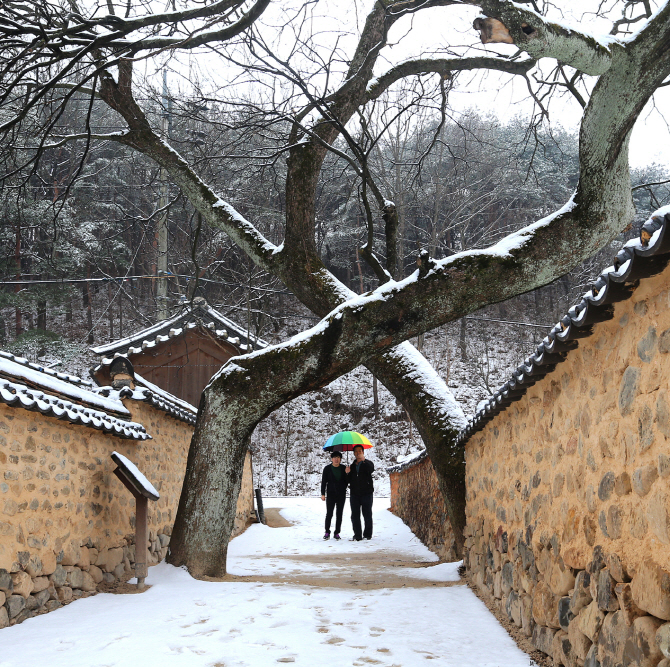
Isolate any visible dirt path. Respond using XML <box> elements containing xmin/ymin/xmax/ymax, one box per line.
<box><xmin>222</xmin><ymin>507</ymin><xmax>466</xmax><ymax>590</ymax></box>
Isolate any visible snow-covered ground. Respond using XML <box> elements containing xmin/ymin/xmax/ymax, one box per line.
<box><xmin>0</xmin><ymin>498</ymin><xmax>532</xmax><ymax>667</ymax></box>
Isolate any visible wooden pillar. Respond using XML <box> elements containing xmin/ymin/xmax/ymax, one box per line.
<box><xmin>135</xmin><ymin>495</ymin><xmax>148</xmax><ymax>589</ymax></box>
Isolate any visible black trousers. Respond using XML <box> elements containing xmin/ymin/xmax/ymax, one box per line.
<box><xmin>350</xmin><ymin>493</ymin><xmax>373</xmax><ymax>539</ymax></box>
<box><xmin>325</xmin><ymin>494</ymin><xmax>346</xmax><ymax>533</ymax></box>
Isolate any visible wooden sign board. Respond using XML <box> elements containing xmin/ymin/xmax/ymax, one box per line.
<box><xmin>111</xmin><ymin>451</ymin><xmax>159</xmax><ymax>590</ymax></box>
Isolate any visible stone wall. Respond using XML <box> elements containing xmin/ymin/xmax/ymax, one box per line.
<box><xmin>0</xmin><ymin>397</ymin><xmax>254</xmax><ymax>628</ymax></box>
<box><xmin>463</xmin><ymin>264</ymin><xmax>670</xmax><ymax>667</ymax></box>
<box><xmin>389</xmin><ymin>454</ymin><xmax>457</xmax><ymax>562</ymax></box>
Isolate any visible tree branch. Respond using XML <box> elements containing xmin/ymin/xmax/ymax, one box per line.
<box><xmin>365</xmin><ymin>55</ymin><xmax>536</xmax><ymax>102</ymax></box>
<box><xmin>472</xmin><ymin>0</ymin><xmax>617</xmax><ymax>76</ymax></box>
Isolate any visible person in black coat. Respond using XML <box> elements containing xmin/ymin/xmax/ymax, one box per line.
<box><xmin>345</xmin><ymin>444</ymin><xmax>374</xmax><ymax>540</ymax></box>
<box><xmin>320</xmin><ymin>451</ymin><xmax>348</xmax><ymax>539</ymax></box>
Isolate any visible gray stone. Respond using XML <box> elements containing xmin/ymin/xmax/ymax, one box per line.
<box><xmin>49</xmin><ymin>564</ymin><xmax>67</xmax><ymax>588</ymax></box>
<box><xmin>0</xmin><ymin>568</ymin><xmax>13</xmax><ymax>593</ymax></box>
<box><xmin>584</xmin><ymin>516</ymin><xmax>597</xmax><ymax>546</ymax></box>
<box><xmin>57</xmin><ymin>586</ymin><xmax>72</xmax><ymax>602</ymax></box>
<box><xmin>633</xmin><ymin>465</ymin><xmax>659</xmax><ymax>497</ymax></box>
<box><xmin>619</xmin><ymin>366</ymin><xmax>641</xmax><ymax>416</ymax></box>
<box><xmin>0</xmin><ymin>606</ymin><xmax>7</xmax><ymax>629</ymax></box>
<box><xmin>584</xmin><ymin>644</ymin><xmax>601</xmax><ymax>667</ymax></box>
<box><xmin>66</xmin><ymin>567</ymin><xmax>84</xmax><ymax>590</ymax></box>
<box><xmin>34</xmin><ymin>589</ymin><xmax>50</xmax><ymax>607</ymax></box>
<box><xmin>559</xmin><ymin>596</ymin><xmax>574</xmax><ymax>630</ymax></box>
<box><xmin>521</xmin><ymin>593</ymin><xmax>534</xmax><ymax>637</ymax></box>
<box><xmin>6</xmin><ymin>593</ymin><xmax>25</xmax><ymax>619</ymax></box>
<box><xmin>597</xmin><ymin>611</ymin><xmax>631</xmax><ymax>667</ymax></box>
<box><xmin>571</xmin><ymin>570</ymin><xmax>593</xmax><ymax>615</ymax></box>
<box><xmin>631</xmin><ymin>559</ymin><xmax>670</xmax><ymax>620</ymax></box>
<box><xmin>599</xmin><ymin>511</ymin><xmax>610</xmax><ymax>538</ymax></box>
<box><xmin>501</xmin><ymin>562</ymin><xmax>513</xmax><ymax>595</ymax></box>
<box><xmin>638</xmin><ymin>405</ymin><xmax>656</xmax><ymax>453</ymax></box>
<box><xmin>623</xmin><ymin>615</ymin><xmax>664</xmax><ymax>667</ymax></box>
<box><xmin>552</xmin><ymin>630</ymin><xmax>576</xmax><ymax>667</ymax></box>
<box><xmin>532</xmin><ymin>624</ymin><xmax>556</xmax><ymax>656</ymax></box>
<box><xmin>159</xmin><ymin>534</ymin><xmax>170</xmax><ymax>548</ymax></box>
<box><xmin>615</xmin><ymin>472</ymin><xmax>632</xmax><ymax>496</ymax></box>
<box><xmin>113</xmin><ymin>563</ymin><xmax>126</xmax><ymax>581</ymax></box>
<box><xmin>660</xmin><ymin>328</ymin><xmax>670</xmax><ymax>353</ymax></box>
<box><xmin>597</xmin><ymin>569</ymin><xmax>620</xmax><ymax>612</ymax></box>
<box><xmin>659</xmin><ymin>660</ymin><xmax>670</xmax><ymax>667</ymax></box>
<box><xmin>608</xmin><ymin>506</ymin><xmax>623</xmax><ymax>540</ymax></box>
<box><xmin>614</xmin><ymin>582</ymin><xmax>647</xmax><ymax>627</ymax></box>
<box><xmin>657</xmin><ymin>391</ymin><xmax>670</xmax><ymax>437</ymax></box>
<box><xmin>45</xmin><ymin>599</ymin><xmax>61</xmax><ymax>612</ymax></box>
<box><xmin>102</xmin><ymin>572</ymin><xmax>115</xmax><ymax>584</ymax></box>
<box><xmin>599</xmin><ymin>472</ymin><xmax>616</xmax><ymax>501</ymax></box>
<box><xmin>660</xmin><ymin>454</ymin><xmax>670</xmax><ymax>479</ymax></box>
<box><xmin>638</xmin><ymin>327</ymin><xmax>658</xmax><ymax>362</ymax></box>
<box><xmin>506</xmin><ymin>590</ymin><xmax>521</xmax><ymax>626</ymax></box>
<box><xmin>607</xmin><ymin>553</ymin><xmax>629</xmax><ymax>583</ymax></box>
<box><xmin>24</xmin><ymin>595</ymin><xmax>39</xmax><ymax>611</ymax></box>
<box><xmin>656</xmin><ymin>622</ymin><xmax>670</xmax><ymax>659</ymax></box>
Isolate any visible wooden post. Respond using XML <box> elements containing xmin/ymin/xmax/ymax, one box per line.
<box><xmin>135</xmin><ymin>496</ymin><xmax>148</xmax><ymax>590</ymax></box>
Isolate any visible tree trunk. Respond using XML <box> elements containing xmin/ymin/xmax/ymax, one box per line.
<box><xmin>36</xmin><ymin>299</ymin><xmax>47</xmax><ymax>331</ymax></box>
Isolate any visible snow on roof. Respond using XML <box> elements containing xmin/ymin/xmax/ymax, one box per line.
<box><xmin>124</xmin><ymin>372</ymin><xmax>198</xmax><ymax>425</ymax></box>
<box><xmin>457</xmin><ymin>209</ymin><xmax>670</xmax><ymax>447</ymax></box>
<box><xmin>111</xmin><ymin>451</ymin><xmax>160</xmax><ymax>499</ymax></box>
<box><xmin>0</xmin><ymin>350</ymin><xmax>95</xmax><ymax>388</ymax></box>
<box><xmin>0</xmin><ymin>375</ymin><xmax>150</xmax><ymax>440</ymax></box>
<box><xmin>90</xmin><ymin>298</ymin><xmax>267</xmax><ymax>363</ymax></box>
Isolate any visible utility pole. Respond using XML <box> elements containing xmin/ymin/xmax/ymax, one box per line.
<box><xmin>156</xmin><ymin>70</ymin><xmax>170</xmax><ymax>320</ymax></box>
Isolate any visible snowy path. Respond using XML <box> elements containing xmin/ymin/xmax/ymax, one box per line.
<box><xmin>0</xmin><ymin>498</ymin><xmax>531</xmax><ymax>667</ymax></box>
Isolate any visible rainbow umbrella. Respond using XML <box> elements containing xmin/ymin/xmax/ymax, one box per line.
<box><xmin>323</xmin><ymin>431</ymin><xmax>373</xmax><ymax>453</ymax></box>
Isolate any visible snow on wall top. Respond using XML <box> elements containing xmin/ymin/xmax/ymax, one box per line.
<box><xmin>90</xmin><ymin>297</ymin><xmax>267</xmax><ymax>363</ymax></box>
<box><xmin>0</xmin><ymin>354</ymin><xmax>130</xmax><ymax>415</ymax></box>
<box><xmin>457</xmin><ymin>209</ymin><xmax>670</xmax><ymax>448</ymax></box>
<box><xmin>0</xmin><ymin>374</ymin><xmax>150</xmax><ymax>440</ymax></box>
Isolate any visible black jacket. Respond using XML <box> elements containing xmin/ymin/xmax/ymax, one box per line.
<box><xmin>321</xmin><ymin>463</ymin><xmax>348</xmax><ymax>498</ymax></box>
<box><xmin>346</xmin><ymin>459</ymin><xmax>374</xmax><ymax>496</ymax></box>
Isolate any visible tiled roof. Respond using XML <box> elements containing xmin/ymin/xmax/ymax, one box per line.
<box><xmin>457</xmin><ymin>209</ymin><xmax>670</xmax><ymax>446</ymax></box>
<box><xmin>91</xmin><ymin>298</ymin><xmax>267</xmax><ymax>367</ymax></box>
<box><xmin>94</xmin><ymin>375</ymin><xmax>198</xmax><ymax>425</ymax></box>
<box><xmin>0</xmin><ymin>350</ymin><xmax>95</xmax><ymax>388</ymax></box>
<box><xmin>0</xmin><ymin>376</ymin><xmax>149</xmax><ymax>440</ymax></box>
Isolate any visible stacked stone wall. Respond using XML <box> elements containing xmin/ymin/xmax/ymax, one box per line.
<box><xmin>463</xmin><ymin>267</ymin><xmax>670</xmax><ymax>667</ymax></box>
<box><xmin>0</xmin><ymin>397</ymin><xmax>254</xmax><ymax>628</ymax></box>
<box><xmin>389</xmin><ymin>456</ymin><xmax>457</xmax><ymax>561</ymax></box>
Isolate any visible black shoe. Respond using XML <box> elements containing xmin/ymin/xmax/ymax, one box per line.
<box><xmin>323</xmin><ymin>531</ymin><xmax>330</xmax><ymax>540</ymax></box>
<box><xmin>334</xmin><ymin>533</ymin><xmax>341</xmax><ymax>540</ymax></box>
<box><xmin>350</xmin><ymin>536</ymin><xmax>362</xmax><ymax>541</ymax></box>
<box><xmin>364</xmin><ymin>536</ymin><xmax>372</xmax><ymax>540</ymax></box>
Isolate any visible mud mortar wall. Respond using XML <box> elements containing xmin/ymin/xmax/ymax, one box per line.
<box><xmin>0</xmin><ymin>398</ymin><xmax>254</xmax><ymax>629</ymax></box>
<box><xmin>463</xmin><ymin>268</ymin><xmax>670</xmax><ymax>667</ymax></box>
<box><xmin>389</xmin><ymin>456</ymin><xmax>457</xmax><ymax>562</ymax></box>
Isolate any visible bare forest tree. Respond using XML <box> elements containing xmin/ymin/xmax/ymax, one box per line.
<box><xmin>2</xmin><ymin>0</ymin><xmax>670</xmax><ymax>578</ymax></box>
